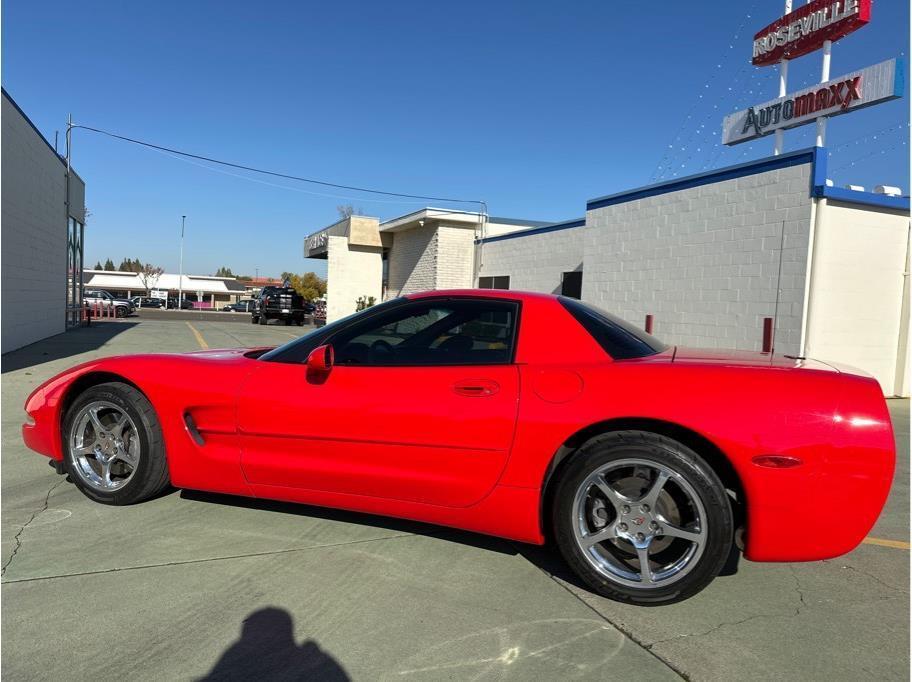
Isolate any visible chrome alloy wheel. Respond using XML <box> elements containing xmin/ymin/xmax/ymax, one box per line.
<box><xmin>68</xmin><ymin>400</ymin><xmax>141</xmax><ymax>491</ymax></box>
<box><xmin>571</xmin><ymin>458</ymin><xmax>707</xmax><ymax>588</ymax></box>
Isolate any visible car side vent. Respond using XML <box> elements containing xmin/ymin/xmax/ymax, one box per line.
<box><xmin>183</xmin><ymin>412</ymin><xmax>205</xmax><ymax>446</ymax></box>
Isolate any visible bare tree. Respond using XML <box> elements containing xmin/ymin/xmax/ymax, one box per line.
<box><xmin>336</xmin><ymin>205</ymin><xmax>363</xmax><ymax>219</ymax></box>
<box><xmin>137</xmin><ymin>263</ymin><xmax>164</xmax><ymax>294</ymax></box>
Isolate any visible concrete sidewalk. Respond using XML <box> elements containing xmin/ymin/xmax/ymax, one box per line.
<box><xmin>2</xmin><ymin>318</ymin><xmax>908</xmax><ymax>680</ymax></box>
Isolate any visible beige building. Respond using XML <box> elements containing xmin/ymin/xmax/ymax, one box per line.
<box><xmin>304</xmin><ymin>149</ymin><xmax>909</xmax><ymax>397</ymax></box>
<box><xmin>304</xmin><ymin>209</ymin><xmax>547</xmax><ymax>322</ymax></box>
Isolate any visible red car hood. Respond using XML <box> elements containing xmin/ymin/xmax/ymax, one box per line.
<box><xmin>181</xmin><ymin>347</ymin><xmax>272</xmax><ymax>360</ymax></box>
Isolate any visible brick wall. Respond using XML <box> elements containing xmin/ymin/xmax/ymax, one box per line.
<box><xmin>434</xmin><ymin>225</ymin><xmax>475</xmax><ymax>290</ymax></box>
<box><xmin>478</xmin><ymin>226</ymin><xmax>586</xmax><ymax>294</ymax></box>
<box><xmin>478</xmin><ymin>161</ymin><xmax>814</xmax><ymax>355</ymax></box>
<box><xmin>584</xmin><ymin>163</ymin><xmax>813</xmax><ymax>354</ymax></box>
<box><xmin>2</xmin><ymin>95</ymin><xmax>86</xmax><ymax>353</ymax></box>
<box><xmin>386</xmin><ymin>223</ymin><xmax>438</xmax><ymax>298</ymax></box>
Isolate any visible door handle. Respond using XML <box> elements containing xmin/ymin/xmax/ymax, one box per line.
<box><xmin>453</xmin><ymin>380</ymin><xmax>500</xmax><ymax>397</ymax></box>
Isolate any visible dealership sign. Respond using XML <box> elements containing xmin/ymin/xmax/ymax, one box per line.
<box><xmin>723</xmin><ymin>58</ymin><xmax>903</xmax><ymax>145</ymax></box>
<box><xmin>752</xmin><ymin>0</ymin><xmax>870</xmax><ymax>66</ymax></box>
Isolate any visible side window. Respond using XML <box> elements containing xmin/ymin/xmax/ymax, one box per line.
<box><xmin>478</xmin><ymin>276</ymin><xmax>510</xmax><ymax>290</ymax></box>
<box><xmin>332</xmin><ymin>300</ymin><xmax>518</xmax><ymax>366</ymax></box>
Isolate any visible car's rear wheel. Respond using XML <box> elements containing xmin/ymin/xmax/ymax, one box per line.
<box><xmin>259</xmin><ymin>314</ymin><xmax>267</xmax><ymax>325</ymax></box>
<box><xmin>251</xmin><ymin>315</ymin><xmax>259</xmax><ymax>324</ymax></box>
<box><xmin>552</xmin><ymin>431</ymin><xmax>732</xmax><ymax>605</ymax></box>
<box><xmin>62</xmin><ymin>382</ymin><xmax>169</xmax><ymax>505</ymax></box>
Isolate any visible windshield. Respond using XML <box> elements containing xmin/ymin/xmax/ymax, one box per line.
<box><xmin>259</xmin><ymin>298</ymin><xmax>406</xmax><ymax>363</ymax></box>
<box><xmin>559</xmin><ymin>297</ymin><xmax>668</xmax><ymax>359</ymax></box>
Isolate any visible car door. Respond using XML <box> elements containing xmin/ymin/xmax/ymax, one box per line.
<box><xmin>237</xmin><ymin>298</ymin><xmax>521</xmax><ymax>507</ymax></box>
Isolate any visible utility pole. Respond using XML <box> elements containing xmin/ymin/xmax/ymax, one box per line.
<box><xmin>773</xmin><ymin>0</ymin><xmax>792</xmax><ymax>155</ymax></box>
<box><xmin>179</xmin><ymin>215</ymin><xmax>186</xmax><ymax>307</ymax></box>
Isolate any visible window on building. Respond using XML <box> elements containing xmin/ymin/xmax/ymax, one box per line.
<box><xmin>478</xmin><ymin>275</ymin><xmax>510</xmax><ymax>290</ymax></box>
<box><xmin>561</xmin><ymin>271</ymin><xmax>583</xmax><ymax>299</ymax></box>
<box><xmin>332</xmin><ymin>299</ymin><xmax>517</xmax><ymax>366</ymax></box>
<box><xmin>66</xmin><ymin>217</ymin><xmax>84</xmax><ymax>327</ymax></box>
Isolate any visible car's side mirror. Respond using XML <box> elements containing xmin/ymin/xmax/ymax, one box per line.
<box><xmin>306</xmin><ymin>344</ymin><xmax>334</xmax><ymax>373</ymax></box>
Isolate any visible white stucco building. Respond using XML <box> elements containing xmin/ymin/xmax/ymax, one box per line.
<box><xmin>305</xmin><ymin>148</ymin><xmax>910</xmax><ymax>397</ymax></box>
<box><xmin>2</xmin><ymin>89</ymin><xmax>87</xmax><ymax>353</ymax></box>
<box><xmin>82</xmin><ymin>270</ymin><xmax>248</xmax><ymax>308</ymax></box>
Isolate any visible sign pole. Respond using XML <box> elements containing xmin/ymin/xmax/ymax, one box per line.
<box><xmin>773</xmin><ymin>0</ymin><xmax>793</xmax><ymax>155</ymax></box>
<box><xmin>815</xmin><ymin>39</ymin><xmax>833</xmax><ymax>146</ymax></box>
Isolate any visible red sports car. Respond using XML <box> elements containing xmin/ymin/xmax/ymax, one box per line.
<box><xmin>22</xmin><ymin>290</ymin><xmax>895</xmax><ymax>604</ymax></box>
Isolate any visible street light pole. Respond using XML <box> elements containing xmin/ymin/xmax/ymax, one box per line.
<box><xmin>179</xmin><ymin>215</ymin><xmax>186</xmax><ymax>307</ymax></box>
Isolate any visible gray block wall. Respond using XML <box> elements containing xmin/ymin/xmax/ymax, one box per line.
<box><xmin>478</xmin><ymin>161</ymin><xmax>814</xmax><ymax>355</ymax></box>
<box><xmin>2</xmin><ymin>94</ymin><xmax>86</xmax><ymax>354</ymax></box>
<box><xmin>478</xmin><ymin>226</ymin><xmax>586</xmax><ymax>294</ymax></box>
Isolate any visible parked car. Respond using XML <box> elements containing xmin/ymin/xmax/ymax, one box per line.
<box><xmin>222</xmin><ymin>300</ymin><xmax>258</xmax><ymax>313</ymax></box>
<box><xmin>84</xmin><ymin>289</ymin><xmax>132</xmax><ymax>317</ymax></box>
<box><xmin>166</xmin><ymin>298</ymin><xmax>194</xmax><ymax>310</ymax></box>
<box><xmin>21</xmin><ymin>290</ymin><xmax>895</xmax><ymax>605</ymax></box>
<box><xmin>131</xmin><ymin>296</ymin><xmax>164</xmax><ymax>309</ymax></box>
<box><xmin>252</xmin><ymin>286</ymin><xmax>312</xmax><ymax>326</ymax></box>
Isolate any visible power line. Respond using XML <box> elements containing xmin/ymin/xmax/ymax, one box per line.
<box><xmin>70</xmin><ymin>123</ymin><xmax>487</xmax><ymax>209</ymax></box>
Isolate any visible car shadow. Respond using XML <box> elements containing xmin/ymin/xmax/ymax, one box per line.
<box><xmin>197</xmin><ymin>607</ymin><xmax>349</xmax><ymax>681</ymax></box>
<box><xmin>179</xmin><ymin>489</ymin><xmax>518</xmax><ymax>556</ymax></box>
<box><xmin>179</xmin><ymin>490</ymin><xmax>741</xmax><ymax>597</ymax></box>
<box><xmin>1</xmin><ymin>322</ymin><xmax>139</xmax><ymax>373</ymax></box>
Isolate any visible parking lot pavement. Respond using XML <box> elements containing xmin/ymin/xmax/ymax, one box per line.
<box><xmin>2</xmin><ymin>318</ymin><xmax>908</xmax><ymax>680</ymax></box>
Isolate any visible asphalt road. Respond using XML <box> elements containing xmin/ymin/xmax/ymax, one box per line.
<box><xmin>2</xmin><ymin>317</ymin><xmax>908</xmax><ymax>680</ymax></box>
<box><xmin>131</xmin><ymin>307</ymin><xmax>316</xmax><ymax>325</ymax></box>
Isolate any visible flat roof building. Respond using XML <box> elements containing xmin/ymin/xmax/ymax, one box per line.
<box><xmin>1</xmin><ymin>89</ymin><xmax>86</xmax><ymax>353</ymax></box>
<box><xmin>305</xmin><ymin>149</ymin><xmax>910</xmax><ymax>397</ymax></box>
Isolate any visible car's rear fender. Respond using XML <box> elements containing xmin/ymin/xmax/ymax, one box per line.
<box><xmin>504</xmin><ymin>361</ymin><xmax>892</xmax><ymax>561</ymax></box>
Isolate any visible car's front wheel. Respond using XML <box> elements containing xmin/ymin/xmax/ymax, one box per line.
<box><xmin>552</xmin><ymin>431</ymin><xmax>733</xmax><ymax>605</ymax></box>
<box><xmin>62</xmin><ymin>382</ymin><xmax>170</xmax><ymax>505</ymax></box>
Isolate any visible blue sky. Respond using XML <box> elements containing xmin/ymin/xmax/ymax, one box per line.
<box><xmin>3</xmin><ymin>0</ymin><xmax>909</xmax><ymax>279</ymax></box>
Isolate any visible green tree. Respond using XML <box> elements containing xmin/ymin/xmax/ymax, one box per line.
<box><xmin>93</xmin><ymin>261</ymin><xmax>102</xmax><ymax>270</ymax></box>
<box><xmin>279</xmin><ymin>271</ymin><xmax>327</xmax><ymax>301</ymax></box>
<box><xmin>215</xmin><ymin>266</ymin><xmax>235</xmax><ymax>277</ymax></box>
<box><xmin>103</xmin><ymin>258</ymin><xmax>115</xmax><ymax>271</ymax></box>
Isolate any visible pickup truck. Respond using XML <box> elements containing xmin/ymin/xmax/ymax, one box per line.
<box><xmin>252</xmin><ymin>286</ymin><xmax>314</xmax><ymax>326</ymax></box>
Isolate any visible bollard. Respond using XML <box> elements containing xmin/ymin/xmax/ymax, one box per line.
<box><xmin>762</xmin><ymin>317</ymin><xmax>774</xmax><ymax>353</ymax></box>
<box><xmin>645</xmin><ymin>314</ymin><xmax>654</xmax><ymax>334</ymax></box>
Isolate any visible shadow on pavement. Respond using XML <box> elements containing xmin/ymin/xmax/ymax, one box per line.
<box><xmin>180</xmin><ymin>490</ymin><xmax>517</xmax><ymax>556</ymax></box>
<box><xmin>197</xmin><ymin>607</ymin><xmax>349</xmax><ymax>681</ymax></box>
<box><xmin>1</xmin><ymin>322</ymin><xmax>138</xmax><ymax>373</ymax></box>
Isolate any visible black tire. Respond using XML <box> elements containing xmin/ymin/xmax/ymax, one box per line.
<box><xmin>259</xmin><ymin>314</ymin><xmax>267</xmax><ymax>325</ymax></box>
<box><xmin>551</xmin><ymin>430</ymin><xmax>733</xmax><ymax>605</ymax></box>
<box><xmin>284</xmin><ymin>318</ymin><xmax>292</xmax><ymax>326</ymax></box>
<box><xmin>251</xmin><ymin>315</ymin><xmax>259</xmax><ymax>324</ymax></box>
<box><xmin>296</xmin><ymin>319</ymin><xmax>305</xmax><ymax>326</ymax></box>
<box><xmin>62</xmin><ymin>382</ymin><xmax>170</xmax><ymax>505</ymax></box>
<box><xmin>116</xmin><ymin>306</ymin><xmax>127</xmax><ymax>318</ymax></box>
